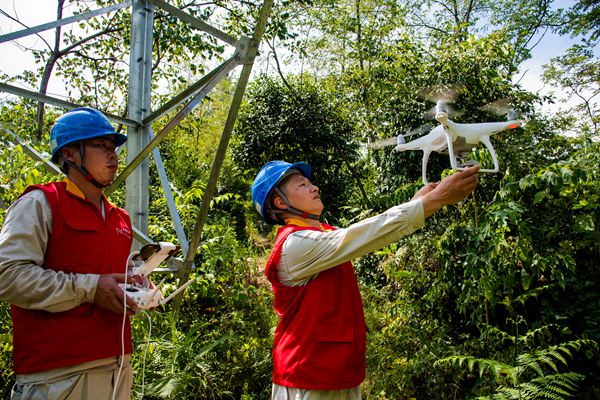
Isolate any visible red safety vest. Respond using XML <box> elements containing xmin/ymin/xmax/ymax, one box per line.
<box><xmin>265</xmin><ymin>224</ymin><xmax>366</xmax><ymax>390</ymax></box>
<box><xmin>11</xmin><ymin>181</ymin><xmax>133</xmax><ymax>374</ymax></box>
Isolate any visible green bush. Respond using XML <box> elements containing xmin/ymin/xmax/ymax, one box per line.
<box><xmin>129</xmin><ymin>224</ymin><xmax>275</xmax><ymax>399</ymax></box>
<box><xmin>362</xmin><ymin>142</ymin><xmax>600</xmax><ymax>399</ymax></box>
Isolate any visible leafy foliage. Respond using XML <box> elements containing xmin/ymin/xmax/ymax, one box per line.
<box><xmin>231</xmin><ymin>74</ymin><xmax>364</xmax><ymax>220</ymax></box>
<box><xmin>1</xmin><ymin>1</ymin><xmax>600</xmax><ymax>399</ymax></box>
<box><xmin>357</xmin><ymin>142</ymin><xmax>600</xmax><ymax>399</ymax></box>
<box><xmin>437</xmin><ymin>336</ymin><xmax>597</xmax><ymax>399</ymax></box>
<box><xmin>129</xmin><ymin>223</ymin><xmax>274</xmax><ymax>399</ymax></box>
<box><xmin>541</xmin><ymin>43</ymin><xmax>599</xmax><ymax>137</ymax></box>
<box><xmin>0</xmin><ymin>302</ymin><xmax>13</xmax><ymax>398</ymax></box>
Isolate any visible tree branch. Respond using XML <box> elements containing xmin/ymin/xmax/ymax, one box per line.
<box><xmin>0</xmin><ymin>8</ymin><xmax>52</xmax><ymax>51</ymax></box>
<box><xmin>36</xmin><ymin>0</ymin><xmax>65</xmax><ymax>139</ymax></box>
<box><xmin>59</xmin><ymin>27</ymin><xmax>122</xmax><ymax>56</ymax></box>
<box><xmin>266</xmin><ymin>38</ymin><xmax>294</xmax><ymax>93</ymax></box>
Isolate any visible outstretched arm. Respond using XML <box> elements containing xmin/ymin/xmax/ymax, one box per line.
<box><xmin>278</xmin><ymin>165</ymin><xmax>480</xmax><ymax>286</ymax></box>
<box><xmin>279</xmin><ymin>199</ymin><xmax>425</xmax><ymax>285</ymax></box>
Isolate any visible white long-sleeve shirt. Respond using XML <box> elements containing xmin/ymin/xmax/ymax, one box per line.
<box><xmin>0</xmin><ymin>181</ymin><xmax>130</xmax><ymax>384</ymax></box>
<box><xmin>277</xmin><ymin>199</ymin><xmax>425</xmax><ymax>286</ymax></box>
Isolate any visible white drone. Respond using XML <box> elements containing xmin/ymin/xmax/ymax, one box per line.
<box><xmin>371</xmin><ymin>85</ymin><xmax>522</xmax><ymax>183</ymax></box>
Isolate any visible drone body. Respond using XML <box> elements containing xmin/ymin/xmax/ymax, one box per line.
<box><xmin>393</xmin><ymin>111</ymin><xmax>521</xmax><ymax>183</ymax></box>
<box><xmin>369</xmin><ymin>86</ymin><xmax>522</xmax><ymax>184</ymax></box>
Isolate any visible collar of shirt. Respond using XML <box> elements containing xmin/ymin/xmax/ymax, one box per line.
<box><xmin>283</xmin><ymin>217</ymin><xmax>333</xmax><ymax>232</ymax></box>
<box><xmin>63</xmin><ymin>178</ymin><xmax>115</xmax><ymax>209</ymax></box>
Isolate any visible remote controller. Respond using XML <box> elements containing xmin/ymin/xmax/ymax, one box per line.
<box><xmin>119</xmin><ymin>242</ymin><xmax>180</xmax><ymax>309</ymax></box>
<box><xmin>119</xmin><ymin>283</ymin><xmax>162</xmax><ymax>309</ymax></box>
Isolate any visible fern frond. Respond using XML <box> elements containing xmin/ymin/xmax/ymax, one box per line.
<box><xmin>441</xmin><ymin>338</ymin><xmax>596</xmax><ymax>399</ymax></box>
<box><xmin>517</xmin><ymin>324</ymin><xmax>560</xmax><ymax>346</ymax></box>
<box><xmin>518</xmin><ymin>353</ymin><xmax>544</xmax><ymax>376</ymax></box>
<box><xmin>496</xmin><ymin>384</ymin><xmax>537</xmax><ymax>399</ymax></box>
<box><xmin>533</xmin><ymin>372</ymin><xmax>585</xmax><ymax>392</ymax></box>
<box><xmin>436</xmin><ymin>356</ymin><xmax>517</xmax><ymax>384</ymax></box>
<box><xmin>482</xmin><ymin>324</ymin><xmax>517</xmax><ymax>345</ymax></box>
<box><xmin>538</xmin><ymin>353</ymin><xmax>559</xmax><ymax>372</ymax></box>
<box><xmin>544</xmin><ymin>383</ymin><xmax>573</xmax><ymax>397</ymax></box>
<box><xmin>495</xmin><ymin>373</ymin><xmax>585</xmax><ymax>399</ymax></box>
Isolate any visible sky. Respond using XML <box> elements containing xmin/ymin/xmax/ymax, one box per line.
<box><xmin>0</xmin><ymin>0</ymin><xmax>595</xmax><ymax>112</ymax></box>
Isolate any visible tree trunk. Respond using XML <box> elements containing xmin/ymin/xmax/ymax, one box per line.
<box><xmin>356</xmin><ymin>0</ymin><xmax>364</xmax><ymax>71</ymax></box>
<box><xmin>36</xmin><ymin>0</ymin><xmax>65</xmax><ymax>140</ymax></box>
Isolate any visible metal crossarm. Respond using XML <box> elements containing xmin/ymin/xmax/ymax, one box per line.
<box><xmin>0</xmin><ymin>1</ymin><xmax>132</xmax><ymax>44</ymax></box>
<box><xmin>0</xmin><ymin>83</ymin><xmax>138</xmax><ymax>127</ymax></box>
<box><xmin>177</xmin><ymin>0</ymin><xmax>274</xmax><ymax>290</ymax></box>
<box><xmin>0</xmin><ymin>0</ymin><xmax>275</xmax><ymax>279</ymax></box>
<box><xmin>142</xmin><ymin>54</ymin><xmax>241</xmax><ymax>126</ymax></box>
<box><xmin>152</xmin><ymin>145</ymin><xmax>189</xmax><ymax>255</ymax></box>
<box><xmin>106</xmin><ymin>53</ymin><xmax>241</xmax><ymax>195</ymax></box>
<box><xmin>148</xmin><ymin>0</ymin><xmax>238</xmax><ymax>47</ymax></box>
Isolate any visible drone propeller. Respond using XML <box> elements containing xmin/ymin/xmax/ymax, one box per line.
<box><xmin>368</xmin><ymin>137</ymin><xmax>398</xmax><ymax>149</ymax></box>
<box><xmin>418</xmin><ymin>84</ymin><xmax>466</xmax><ymax>119</ymax></box>
<box><xmin>368</xmin><ymin>124</ymin><xmax>434</xmax><ymax>149</ymax></box>
<box><xmin>406</xmin><ymin>123</ymin><xmax>433</xmax><ymax>138</ymax></box>
<box><xmin>479</xmin><ymin>98</ymin><xmax>520</xmax><ymax>120</ymax></box>
<box><xmin>423</xmin><ymin>103</ymin><xmax>462</xmax><ymax>120</ymax></box>
<box><xmin>417</xmin><ymin>84</ymin><xmax>465</xmax><ymax>104</ymax></box>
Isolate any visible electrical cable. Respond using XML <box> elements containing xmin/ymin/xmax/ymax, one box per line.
<box><xmin>140</xmin><ymin>310</ymin><xmax>152</xmax><ymax>399</ymax></box>
<box><xmin>111</xmin><ymin>245</ymin><xmax>181</xmax><ymax>399</ymax></box>
<box><xmin>112</xmin><ymin>251</ymin><xmax>137</xmax><ymax>400</ymax></box>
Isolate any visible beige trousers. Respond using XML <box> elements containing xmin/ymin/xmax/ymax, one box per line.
<box><xmin>272</xmin><ymin>384</ymin><xmax>362</xmax><ymax>400</ymax></box>
<box><xmin>11</xmin><ymin>356</ymin><xmax>133</xmax><ymax>400</ymax></box>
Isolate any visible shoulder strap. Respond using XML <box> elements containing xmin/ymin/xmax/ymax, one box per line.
<box><xmin>23</xmin><ymin>182</ymin><xmax>64</xmax><ymax>241</ymax></box>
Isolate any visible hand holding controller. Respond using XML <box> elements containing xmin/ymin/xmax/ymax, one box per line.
<box><xmin>118</xmin><ymin>242</ymin><xmax>192</xmax><ymax>310</ymax></box>
<box><xmin>119</xmin><ymin>242</ymin><xmax>177</xmax><ymax>309</ymax></box>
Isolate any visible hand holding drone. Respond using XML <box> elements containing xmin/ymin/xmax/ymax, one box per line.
<box><xmin>370</xmin><ymin>85</ymin><xmax>522</xmax><ymax>183</ymax></box>
<box><xmin>119</xmin><ymin>242</ymin><xmax>193</xmax><ymax>309</ymax></box>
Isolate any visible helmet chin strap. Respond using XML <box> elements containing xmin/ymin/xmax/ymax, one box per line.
<box><xmin>269</xmin><ymin>186</ymin><xmax>321</xmax><ymax>222</ymax></box>
<box><xmin>62</xmin><ymin>142</ymin><xmax>107</xmax><ymax>189</ymax></box>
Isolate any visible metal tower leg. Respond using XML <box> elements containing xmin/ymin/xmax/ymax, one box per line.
<box><xmin>127</xmin><ymin>0</ymin><xmax>154</xmax><ymax>244</ymax></box>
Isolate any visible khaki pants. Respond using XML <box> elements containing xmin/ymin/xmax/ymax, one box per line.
<box><xmin>11</xmin><ymin>356</ymin><xmax>133</xmax><ymax>400</ymax></box>
<box><xmin>272</xmin><ymin>384</ymin><xmax>362</xmax><ymax>400</ymax></box>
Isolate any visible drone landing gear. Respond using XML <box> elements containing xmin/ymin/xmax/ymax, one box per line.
<box><xmin>446</xmin><ymin>133</ymin><xmax>499</xmax><ymax>174</ymax></box>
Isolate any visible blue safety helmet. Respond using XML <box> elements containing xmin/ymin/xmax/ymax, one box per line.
<box><xmin>251</xmin><ymin>161</ymin><xmax>313</xmax><ymax>225</ymax></box>
<box><xmin>50</xmin><ymin>107</ymin><xmax>127</xmax><ymax>163</ymax></box>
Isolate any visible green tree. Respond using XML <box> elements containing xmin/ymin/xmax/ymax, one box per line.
<box><xmin>557</xmin><ymin>0</ymin><xmax>600</xmax><ymax>44</ymax></box>
<box><xmin>275</xmin><ymin>0</ymin><xmax>563</xmax><ymax>76</ymax></box>
<box><xmin>0</xmin><ymin>0</ymin><xmax>277</xmax><ymax>136</ymax></box>
<box><xmin>231</xmin><ymin>74</ymin><xmax>366</xmax><ymax>221</ymax></box>
<box><xmin>541</xmin><ymin>43</ymin><xmax>599</xmax><ymax>137</ymax></box>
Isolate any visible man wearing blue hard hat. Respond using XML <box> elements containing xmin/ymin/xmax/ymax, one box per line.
<box><xmin>252</xmin><ymin>160</ymin><xmax>480</xmax><ymax>399</ymax></box>
<box><xmin>0</xmin><ymin>107</ymin><xmax>138</xmax><ymax>399</ymax></box>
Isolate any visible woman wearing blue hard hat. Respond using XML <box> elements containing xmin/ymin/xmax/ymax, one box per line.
<box><xmin>0</xmin><ymin>107</ymin><xmax>138</xmax><ymax>399</ymax></box>
<box><xmin>252</xmin><ymin>160</ymin><xmax>480</xmax><ymax>399</ymax></box>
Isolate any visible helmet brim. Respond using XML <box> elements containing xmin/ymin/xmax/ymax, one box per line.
<box><xmin>287</xmin><ymin>162</ymin><xmax>313</xmax><ymax>181</ymax></box>
<box><xmin>51</xmin><ymin>132</ymin><xmax>127</xmax><ymax>163</ymax></box>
